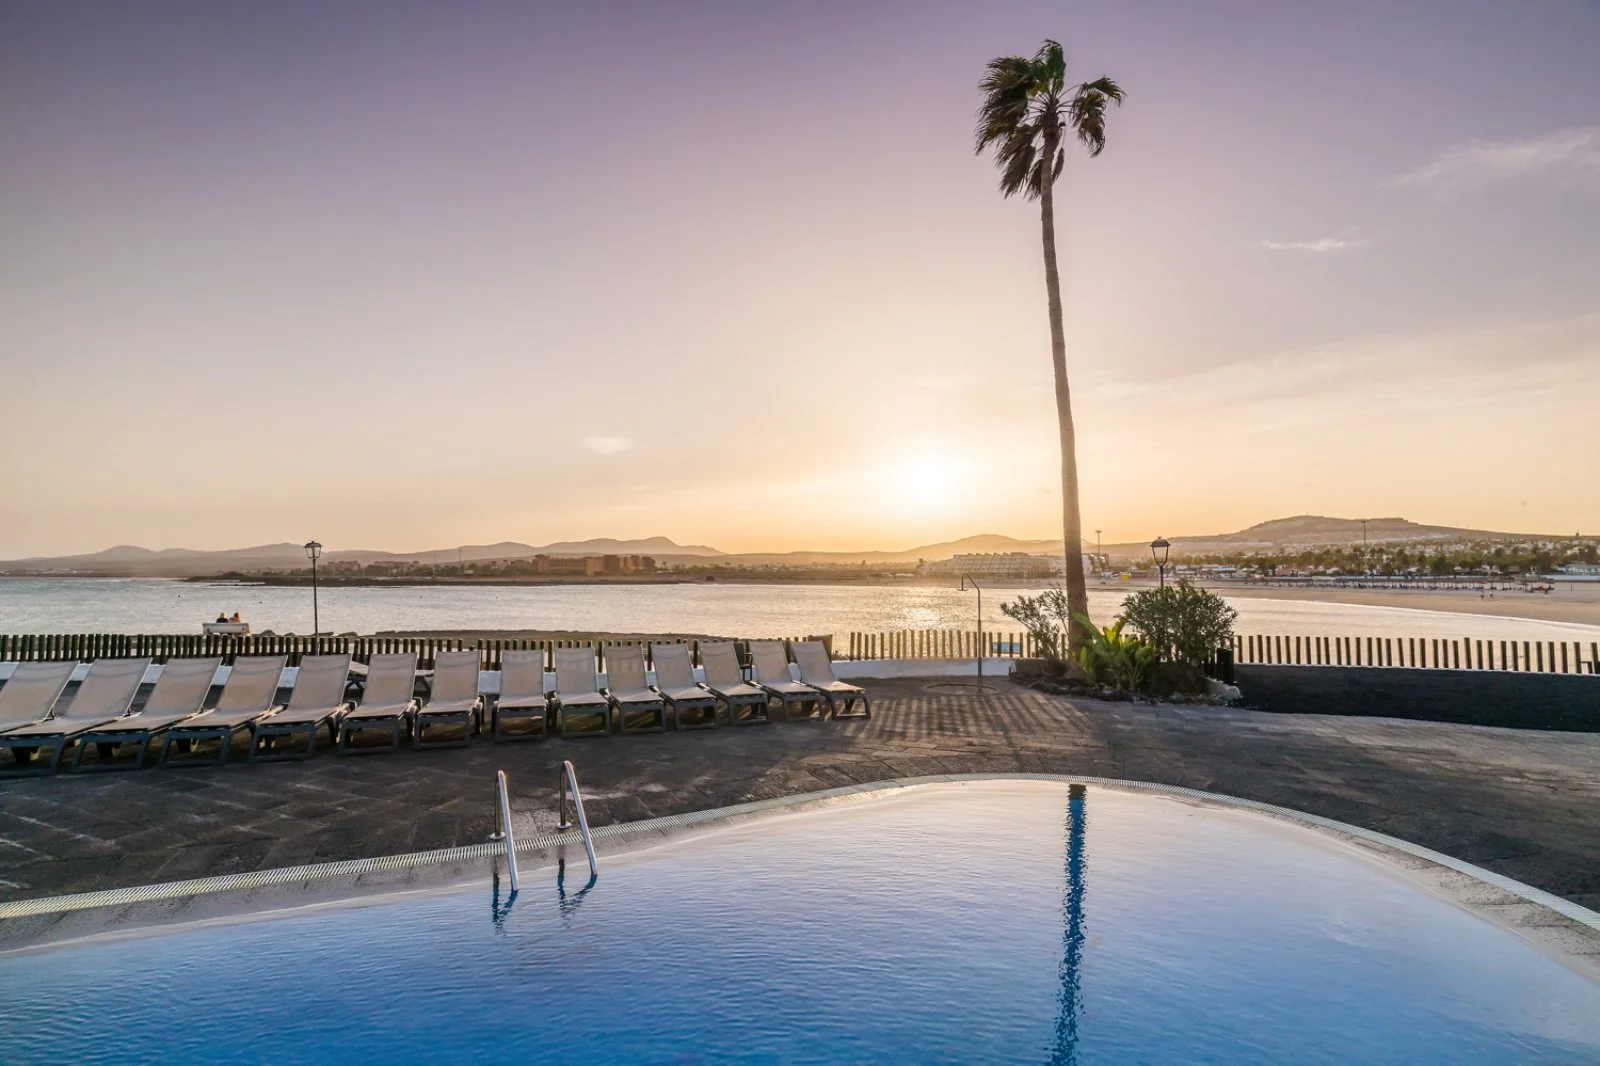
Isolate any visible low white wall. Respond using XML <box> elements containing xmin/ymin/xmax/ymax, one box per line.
<box><xmin>833</xmin><ymin>658</ymin><xmax>1016</xmax><ymax>680</ymax></box>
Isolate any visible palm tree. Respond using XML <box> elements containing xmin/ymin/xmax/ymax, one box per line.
<box><xmin>976</xmin><ymin>40</ymin><xmax>1122</xmax><ymax>648</ymax></box>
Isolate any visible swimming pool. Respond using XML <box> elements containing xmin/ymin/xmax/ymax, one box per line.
<box><xmin>3</xmin><ymin>781</ymin><xmax>1597</xmax><ymax>1064</ymax></box>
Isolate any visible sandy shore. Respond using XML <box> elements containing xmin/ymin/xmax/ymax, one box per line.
<box><xmin>1216</xmin><ymin>584</ymin><xmax>1600</xmax><ymax>627</ymax></box>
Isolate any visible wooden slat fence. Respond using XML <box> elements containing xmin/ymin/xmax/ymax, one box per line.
<box><xmin>0</xmin><ymin>634</ymin><xmax>832</xmax><ymax>671</ymax></box>
<box><xmin>1228</xmin><ymin>634</ymin><xmax>1600</xmax><ymax>675</ymax></box>
<box><xmin>3</xmin><ymin>631</ymin><xmax>1595</xmax><ymax>675</ymax></box>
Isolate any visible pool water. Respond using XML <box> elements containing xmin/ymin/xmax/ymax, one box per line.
<box><xmin>3</xmin><ymin>782</ymin><xmax>1597</xmax><ymax>1064</ymax></box>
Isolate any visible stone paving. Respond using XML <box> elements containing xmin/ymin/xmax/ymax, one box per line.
<box><xmin>2</xmin><ymin>679</ymin><xmax>1597</xmax><ymax>912</ymax></box>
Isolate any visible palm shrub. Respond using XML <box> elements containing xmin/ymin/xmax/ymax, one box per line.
<box><xmin>1071</xmin><ymin>613</ymin><xmax>1156</xmax><ymax>693</ymax></box>
<box><xmin>1119</xmin><ymin>579</ymin><xmax>1237</xmax><ymax>667</ymax></box>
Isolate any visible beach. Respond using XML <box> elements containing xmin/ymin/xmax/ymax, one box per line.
<box><xmin>1214</xmin><ymin>583</ymin><xmax>1600</xmax><ymax>627</ymax></box>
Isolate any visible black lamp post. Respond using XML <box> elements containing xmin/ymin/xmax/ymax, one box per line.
<box><xmin>959</xmin><ymin>572</ymin><xmax>983</xmax><ymax>692</ymax></box>
<box><xmin>304</xmin><ymin>541</ymin><xmax>322</xmax><ymax>634</ymax></box>
<box><xmin>1150</xmin><ymin>537</ymin><xmax>1170</xmax><ymax>590</ymax></box>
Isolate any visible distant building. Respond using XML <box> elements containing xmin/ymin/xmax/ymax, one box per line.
<box><xmin>532</xmin><ymin>554</ymin><xmax>656</xmax><ymax>576</ymax></box>
<box><xmin>924</xmin><ymin>553</ymin><xmax>1058</xmax><ymax>578</ymax></box>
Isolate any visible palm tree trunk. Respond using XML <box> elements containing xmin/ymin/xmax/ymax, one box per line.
<box><xmin>1038</xmin><ymin>134</ymin><xmax>1090</xmax><ymax>647</ymax></box>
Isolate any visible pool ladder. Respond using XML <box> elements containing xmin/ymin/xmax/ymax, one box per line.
<box><xmin>558</xmin><ymin>760</ymin><xmax>599</xmax><ymax>879</ymax></box>
<box><xmin>489</xmin><ymin>761</ymin><xmax>598</xmax><ymax>892</ymax></box>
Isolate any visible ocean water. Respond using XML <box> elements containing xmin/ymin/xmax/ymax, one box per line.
<box><xmin>3</xmin><ymin>783</ymin><xmax>1596</xmax><ymax>1064</ymax></box>
<box><xmin>0</xmin><ymin>577</ymin><xmax>1597</xmax><ymax>644</ymax></box>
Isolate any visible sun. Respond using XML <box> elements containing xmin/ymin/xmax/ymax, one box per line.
<box><xmin>891</xmin><ymin>457</ymin><xmax>953</xmax><ymax>515</ymax></box>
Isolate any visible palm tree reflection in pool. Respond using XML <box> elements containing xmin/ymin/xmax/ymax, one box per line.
<box><xmin>1052</xmin><ymin>782</ymin><xmax>1088</xmax><ymax>1064</ymax></box>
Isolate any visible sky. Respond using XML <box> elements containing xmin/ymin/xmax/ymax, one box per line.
<box><xmin>2</xmin><ymin>0</ymin><xmax>1597</xmax><ymax>557</ymax></box>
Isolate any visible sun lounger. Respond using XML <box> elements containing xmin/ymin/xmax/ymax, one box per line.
<box><xmin>71</xmin><ymin>658</ymin><xmax>220</xmax><ymax>772</ymax></box>
<box><xmin>552</xmin><ymin>647</ymin><xmax>610</xmax><ymax>738</ymax></box>
<box><xmin>0</xmin><ymin>663</ymin><xmax>76</xmax><ymax>759</ymax></box>
<box><xmin>337</xmin><ymin>653</ymin><xmax>418</xmax><ymax>755</ymax></box>
<box><xmin>413</xmin><ymin>650</ymin><xmax>484</xmax><ymax>749</ymax></box>
<box><xmin>159</xmin><ymin>656</ymin><xmax>287</xmax><ymax>767</ymax></box>
<box><xmin>650</xmin><ymin>642</ymin><xmax>718</xmax><ymax>729</ymax></box>
<box><xmin>1</xmin><ymin>658</ymin><xmax>150</xmax><ymax>776</ymax></box>
<box><xmin>602</xmin><ymin>644</ymin><xmax>666</xmax><ymax>734</ymax></box>
<box><xmin>248</xmin><ymin>654</ymin><xmax>352</xmax><ymax>762</ymax></box>
<box><xmin>698</xmin><ymin>641</ymin><xmax>769</xmax><ymax>725</ymax></box>
<box><xmin>792</xmin><ymin>640</ymin><xmax>871</xmax><ymax>719</ymax></box>
<box><xmin>749</xmin><ymin>640</ymin><xmax>827</xmax><ymax>721</ymax></box>
<box><xmin>492</xmin><ymin>649</ymin><xmax>550</xmax><ymax>741</ymax></box>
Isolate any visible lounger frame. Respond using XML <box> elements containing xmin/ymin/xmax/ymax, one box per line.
<box><xmin>249</xmin><ymin>654</ymin><xmax>355</xmax><ymax>762</ymax></box>
<box><xmin>750</xmin><ymin>641</ymin><xmax>829</xmax><ymax>721</ymax></box>
<box><xmin>0</xmin><ymin>659</ymin><xmax>150</xmax><ymax>778</ymax></box>
<box><xmin>604</xmin><ymin>645</ymin><xmax>667</xmax><ymax>735</ymax></box>
<box><xmin>552</xmin><ymin>648</ymin><xmax>611</xmax><ymax>738</ymax></box>
<box><xmin>699</xmin><ymin>642</ymin><xmax>770</xmax><ymax>726</ymax></box>
<box><xmin>491</xmin><ymin>650</ymin><xmax>550</xmax><ymax>743</ymax></box>
<box><xmin>70</xmin><ymin>659</ymin><xmax>221</xmax><ymax>773</ymax></box>
<box><xmin>337</xmin><ymin>654</ymin><xmax>419</xmax><ymax>756</ymax></box>
<box><xmin>792</xmin><ymin>641</ymin><xmax>872</xmax><ymax>720</ymax></box>
<box><xmin>158</xmin><ymin>657</ymin><xmax>287</xmax><ymax>768</ymax></box>
<box><xmin>413</xmin><ymin>651</ymin><xmax>485</xmax><ymax>750</ymax></box>
<box><xmin>650</xmin><ymin>643</ymin><xmax>718</xmax><ymax>729</ymax></box>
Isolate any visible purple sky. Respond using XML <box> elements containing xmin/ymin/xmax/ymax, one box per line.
<box><xmin>2</xmin><ymin>0</ymin><xmax>1597</xmax><ymax>555</ymax></box>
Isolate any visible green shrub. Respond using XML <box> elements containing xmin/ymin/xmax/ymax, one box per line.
<box><xmin>1071</xmin><ymin>613</ymin><xmax>1156</xmax><ymax>693</ymax></box>
<box><xmin>1001</xmin><ymin>587</ymin><xmax>1072</xmax><ymax>672</ymax></box>
<box><xmin>1119</xmin><ymin>579</ymin><xmax>1237</xmax><ymax>667</ymax></box>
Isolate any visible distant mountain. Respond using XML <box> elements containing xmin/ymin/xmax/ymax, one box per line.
<box><xmin>712</xmin><ymin>534</ymin><xmax>1066</xmax><ymax>567</ymax></box>
<box><xmin>0</xmin><ymin>517</ymin><xmax>1548</xmax><ymax>576</ymax></box>
<box><xmin>1100</xmin><ymin>515</ymin><xmax>1540</xmax><ymax>558</ymax></box>
<box><xmin>2</xmin><ymin>537</ymin><xmax>724</xmax><ymax>576</ymax></box>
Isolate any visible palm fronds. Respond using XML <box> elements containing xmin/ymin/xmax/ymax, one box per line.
<box><xmin>974</xmin><ymin>43</ymin><xmax>1123</xmax><ymax>197</ymax></box>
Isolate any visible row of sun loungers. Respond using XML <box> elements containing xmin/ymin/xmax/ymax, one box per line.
<box><xmin>0</xmin><ymin>640</ymin><xmax>869</xmax><ymax>774</ymax></box>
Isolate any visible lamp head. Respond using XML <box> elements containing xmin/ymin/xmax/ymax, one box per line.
<box><xmin>1151</xmin><ymin>537</ymin><xmax>1170</xmax><ymax>567</ymax></box>
<box><xmin>304</xmin><ymin>540</ymin><xmax>323</xmax><ymax>562</ymax></box>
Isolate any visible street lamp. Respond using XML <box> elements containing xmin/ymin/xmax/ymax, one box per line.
<box><xmin>1150</xmin><ymin>537</ymin><xmax>1170</xmax><ymax>590</ymax></box>
<box><xmin>304</xmin><ymin>540</ymin><xmax>322</xmax><ymax>635</ymax></box>
<box><xmin>959</xmin><ymin>572</ymin><xmax>983</xmax><ymax>693</ymax></box>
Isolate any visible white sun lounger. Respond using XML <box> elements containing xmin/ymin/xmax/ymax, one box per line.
<box><xmin>337</xmin><ymin>653</ymin><xmax>418</xmax><ymax>755</ymax></box>
<box><xmin>749</xmin><ymin>640</ymin><xmax>827</xmax><ymax>721</ymax></box>
<box><xmin>159</xmin><ymin>656</ymin><xmax>287</xmax><ymax>767</ymax></box>
<box><xmin>698</xmin><ymin>641</ymin><xmax>769</xmax><ymax>725</ymax></box>
<box><xmin>71</xmin><ymin>658</ymin><xmax>221</xmax><ymax>772</ymax></box>
<box><xmin>248</xmin><ymin>654</ymin><xmax>353</xmax><ymax>762</ymax></box>
<box><xmin>553</xmin><ymin>647</ymin><xmax>610</xmax><ymax>738</ymax></box>
<box><xmin>413</xmin><ymin>650</ymin><xmax>484</xmax><ymax>749</ymax></box>
<box><xmin>603</xmin><ymin>644</ymin><xmax>666</xmax><ymax>734</ymax></box>
<box><xmin>650</xmin><ymin>642</ymin><xmax>718</xmax><ymax>729</ymax></box>
<box><xmin>1</xmin><ymin>658</ymin><xmax>150</xmax><ymax>776</ymax></box>
<box><xmin>792</xmin><ymin>640</ymin><xmax>871</xmax><ymax>719</ymax></box>
<box><xmin>492</xmin><ymin>649</ymin><xmax>550</xmax><ymax>742</ymax></box>
<box><xmin>0</xmin><ymin>663</ymin><xmax>76</xmax><ymax>760</ymax></box>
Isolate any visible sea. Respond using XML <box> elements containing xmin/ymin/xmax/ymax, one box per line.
<box><xmin>0</xmin><ymin>578</ymin><xmax>1596</xmax><ymax>645</ymax></box>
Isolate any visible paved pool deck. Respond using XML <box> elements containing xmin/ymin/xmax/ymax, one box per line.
<box><xmin>2</xmin><ymin>679</ymin><xmax>1597</xmax><ymax>912</ymax></box>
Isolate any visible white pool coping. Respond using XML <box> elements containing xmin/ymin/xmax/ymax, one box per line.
<box><xmin>2</xmin><ymin>773</ymin><xmax>1595</xmax><ymax>946</ymax></box>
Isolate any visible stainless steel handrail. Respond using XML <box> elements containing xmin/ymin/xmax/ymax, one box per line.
<box><xmin>494</xmin><ymin>769</ymin><xmax>519</xmax><ymax>893</ymax></box>
<box><xmin>557</xmin><ymin>760</ymin><xmax>598</xmax><ymax>878</ymax></box>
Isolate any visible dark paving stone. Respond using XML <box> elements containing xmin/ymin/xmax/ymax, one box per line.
<box><xmin>1</xmin><ymin>680</ymin><xmax>1597</xmax><ymax>909</ymax></box>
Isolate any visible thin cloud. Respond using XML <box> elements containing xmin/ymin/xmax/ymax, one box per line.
<box><xmin>583</xmin><ymin>436</ymin><xmax>634</xmax><ymax>454</ymax></box>
<box><xmin>1390</xmin><ymin>127</ymin><xmax>1600</xmax><ymax>191</ymax></box>
<box><xmin>1258</xmin><ymin>237</ymin><xmax>1371</xmax><ymax>253</ymax></box>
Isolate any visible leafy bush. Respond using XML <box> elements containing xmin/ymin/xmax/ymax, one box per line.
<box><xmin>1119</xmin><ymin>579</ymin><xmax>1237</xmax><ymax>666</ymax></box>
<box><xmin>1001</xmin><ymin>587</ymin><xmax>1071</xmax><ymax>671</ymax></box>
<box><xmin>1071</xmin><ymin>613</ymin><xmax>1156</xmax><ymax>693</ymax></box>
